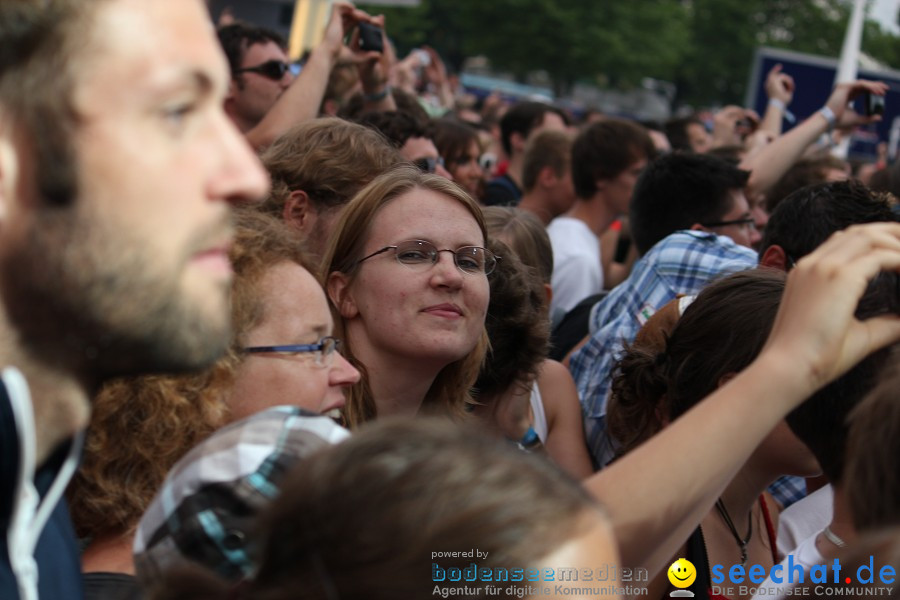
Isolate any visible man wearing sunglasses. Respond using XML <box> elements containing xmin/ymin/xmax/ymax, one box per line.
<box><xmin>218</xmin><ymin>3</ymin><xmax>387</xmax><ymax>150</ymax></box>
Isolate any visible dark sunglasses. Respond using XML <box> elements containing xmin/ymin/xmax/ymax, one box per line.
<box><xmin>233</xmin><ymin>60</ymin><xmax>291</xmax><ymax>81</ymax></box>
<box><xmin>413</xmin><ymin>156</ymin><xmax>445</xmax><ymax>174</ymax></box>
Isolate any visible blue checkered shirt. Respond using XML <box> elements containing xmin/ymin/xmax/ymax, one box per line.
<box><xmin>569</xmin><ymin>230</ymin><xmax>757</xmax><ymax>467</ymax></box>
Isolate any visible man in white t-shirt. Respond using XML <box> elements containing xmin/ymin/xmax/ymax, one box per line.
<box><xmin>548</xmin><ymin>119</ymin><xmax>655</xmax><ymax>322</ymax></box>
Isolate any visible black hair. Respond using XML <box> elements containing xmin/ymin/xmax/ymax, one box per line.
<box><xmin>629</xmin><ymin>152</ymin><xmax>750</xmax><ymax>255</ymax></box>
<box><xmin>217</xmin><ymin>23</ymin><xmax>287</xmax><ymax>74</ymax></box>
<box><xmin>760</xmin><ymin>180</ymin><xmax>899</xmax><ymax>262</ymax></box>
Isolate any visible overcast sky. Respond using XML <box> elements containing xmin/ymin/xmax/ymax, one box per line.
<box><xmin>871</xmin><ymin>0</ymin><xmax>900</xmax><ymax>33</ymax></box>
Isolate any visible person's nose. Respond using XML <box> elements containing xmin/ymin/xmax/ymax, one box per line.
<box><xmin>330</xmin><ymin>352</ymin><xmax>360</xmax><ymax>387</ymax></box>
<box><xmin>208</xmin><ymin>112</ymin><xmax>270</xmax><ymax>205</ymax></box>
<box><xmin>429</xmin><ymin>250</ymin><xmax>464</xmax><ymax>289</ymax></box>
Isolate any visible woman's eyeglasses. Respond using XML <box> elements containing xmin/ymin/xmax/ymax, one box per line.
<box><xmin>233</xmin><ymin>60</ymin><xmax>292</xmax><ymax>81</ymax></box>
<box><xmin>354</xmin><ymin>239</ymin><xmax>499</xmax><ymax>275</ymax></box>
<box><xmin>243</xmin><ymin>336</ymin><xmax>341</xmax><ymax>367</ymax></box>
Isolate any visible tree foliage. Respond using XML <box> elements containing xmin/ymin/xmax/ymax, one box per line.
<box><xmin>361</xmin><ymin>0</ymin><xmax>900</xmax><ymax>107</ymax></box>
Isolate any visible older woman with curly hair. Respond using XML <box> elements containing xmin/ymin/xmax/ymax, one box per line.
<box><xmin>67</xmin><ymin>209</ymin><xmax>358</xmax><ymax>596</ymax></box>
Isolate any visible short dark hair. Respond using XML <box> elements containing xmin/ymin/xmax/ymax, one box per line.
<box><xmin>217</xmin><ymin>23</ymin><xmax>286</xmax><ymax>74</ymax></box>
<box><xmin>522</xmin><ymin>130</ymin><xmax>572</xmax><ymax>192</ymax></box>
<box><xmin>571</xmin><ymin>119</ymin><xmax>656</xmax><ymax>202</ymax></box>
<box><xmin>786</xmin><ymin>273</ymin><xmax>900</xmax><ymax>483</ymax></box>
<box><xmin>629</xmin><ymin>152</ymin><xmax>750</xmax><ymax>255</ymax></box>
<box><xmin>356</xmin><ymin>110</ymin><xmax>430</xmax><ymax>150</ymax></box>
<box><xmin>760</xmin><ymin>180</ymin><xmax>899</xmax><ymax>262</ymax></box>
<box><xmin>499</xmin><ymin>101</ymin><xmax>566</xmax><ymax>156</ymax></box>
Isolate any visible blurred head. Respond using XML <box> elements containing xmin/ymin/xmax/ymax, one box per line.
<box><xmin>258</xmin><ymin>118</ymin><xmax>401</xmax><ymax>256</ymax></box>
<box><xmin>571</xmin><ymin>119</ymin><xmax>655</xmax><ymax>211</ymax></box>
<box><xmin>324</xmin><ymin>166</ymin><xmax>490</xmax><ymax>427</ymax></box>
<box><xmin>154</xmin><ymin>419</ymin><xmax>616</xmax><ymax>600</ymax></box>
<box><xmin>218</xmin><ymin>23</ymin><xmax>293</xmax><ymax>131</ymax></box>
<box><xmin>665</xmin><ymin>116</ymin><xmax>711</xmax><ymax>154</ymax></box>
<box><xmin>759</xmin><ymin>180</ymin><xmax>899</xmax><ymax>270</ymax></box>
<box><xmin>765</xmin><ymin>155</ymin><xmax>850</xmax><ymax>213</ymax></box>
<box><xmin>432</xmin><ymin>118</ymin><xmax>483</xmax><ymax>197</ymax></box>
<box><xmin>521</xmin><ymin>129</ymin><xmax>576</xmax><ymax>222</ymax></box>
<box><xmin>629</xmin><ymin>152</ymin><xmax>753</xmax><ymax>255</ymax></box>
<box><xmin>499</xmin><ymin>101</ymin><xmax>568</xmax><ymax>157</ymax></box>
<box><xmin>0</xmin><ymin>0</ymin><xmax>268</xmax><ymax>383</ymax></box>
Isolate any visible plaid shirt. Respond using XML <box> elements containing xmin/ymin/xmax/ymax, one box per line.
<box><xmin>133</xmin><ymin>406</ymin><xmax>349</xmax><ymax>583</ymax></box>
<box><xmin>569</xmin><ymin>231</ymin><xmax>757</xmax><ymax>466</ymax></box>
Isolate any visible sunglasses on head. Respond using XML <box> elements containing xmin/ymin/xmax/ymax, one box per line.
<box><xmin>233</xmin><ymin>60</ymin><xmax>291</xmax><ymax>81</ymax></box>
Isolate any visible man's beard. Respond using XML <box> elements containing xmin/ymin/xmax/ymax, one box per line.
<box><xmin>0</xmin><ymin>200</ymin><xmax>232</xmax><ymax>384</ymax></box>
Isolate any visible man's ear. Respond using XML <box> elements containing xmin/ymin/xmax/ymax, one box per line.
<box><xmin>759</xmin><ymin>244</ymin><xmax>788</xmax><ymax>271</ymax></box>
<box><xmin>689</xmin><ymin>222</ymin><xmax>706</xmax><ymax>232</ymax></box>
<box><xmin>538</xmin><ymin>166</ymin><xmax>558</xmax><ymax>189</ymax></box>
<box><xmin>283</xmin><ymin>190</ymin><xmax>315</xmax><ymax>233</ymax></box>
<box><xmin>326</xmin><ymin>271</ymin><xmax>358</xmax><ymax>319</ymax></box>
<box><xmin>543</xmin><ymin>282</ymin><xmax>553</xmax><ymax>306</ymax></box>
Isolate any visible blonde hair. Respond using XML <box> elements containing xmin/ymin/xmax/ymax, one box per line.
<box><xmin>323</xmin><ymin>165</ymin><xmax>489</xmax><ymax>427</ymax></box>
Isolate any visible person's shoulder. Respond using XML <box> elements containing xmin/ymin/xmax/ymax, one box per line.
<box><xmin>650</xmin><ymin>230</ymin><xmax>757</xmax><ymax>270</ymax></box>
<box><xmin>538</xmin><ymin>358</ymin><xmax>575</xmax><ymax>388</ymax></box>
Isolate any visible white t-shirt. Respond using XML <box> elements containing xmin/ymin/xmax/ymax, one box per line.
<box><xmin>750</xmin><ymin>533</ymin><xmax>825</xmax><ymax>600</ymax></box>
<box><xmin>547</xmin><ymin>216</ymin><xmax>603</xmax><ymax>322</ymax></box>
<box><xmin>777</xmin><ymin>485</ymin><xmax>833</xmax><ymax>556</ymax></box>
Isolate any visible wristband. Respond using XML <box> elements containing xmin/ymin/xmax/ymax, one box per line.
<box><xmin>517</xmin><ymin>426</ymin><xmax>541</xmax><ymax>452</ymax></box>
<box><xmin>364</xmin><ymin>85</ymin><xmax>391</xmax><ymax>103</ymax></box>
<box><xmin>818</xmin><ymin>106</ymin><xmax>837</xmax><ymax>132</ymax></box>
<box><xmin>768</xmin><ymin>98</ymin><xmax>796</xmax><ymax>123</ymax></box>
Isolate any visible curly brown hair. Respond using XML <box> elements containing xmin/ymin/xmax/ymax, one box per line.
<box><xmin>67</xmin><ymin>208</ymin><xmax>315</xmax><ymax>539</ymax></box>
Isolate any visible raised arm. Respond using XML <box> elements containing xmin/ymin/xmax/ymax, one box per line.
<box><xmin>757</xmin><ymin>63</ymin><xmax>795</xmax><ymax>138</ymax></box>
<box><xmin>244</xmin><ymin>2</ymin><xmax>378</xmax><ymax>150</ymax></box>
<box><xmin>741</xmin><ymin>79</ymin><xmax>887</xmax><ymax>198</ymax></box>
<box><xmin>585</xmin><ymin>222</ymin><xmax>900</xmax><ymax>580</ymax></box>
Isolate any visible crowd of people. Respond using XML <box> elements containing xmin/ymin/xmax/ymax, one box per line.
<box><xmin>3</xmin><ymin>1</ymin><xmax>900</xmax><ymax>600</ymax></box>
